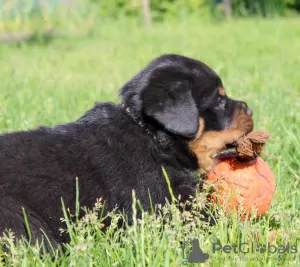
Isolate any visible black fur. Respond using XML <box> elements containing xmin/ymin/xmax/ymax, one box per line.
<box><xmin>0</xmin><ymin>54</ymin><xmax>251</xmax><ymax>247</ymax></box>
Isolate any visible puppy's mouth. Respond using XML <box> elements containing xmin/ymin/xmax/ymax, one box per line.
<box><xmin>211</xmin><ymin>143</ymin><xmax>238</xmax><ymax>159</ymax></box>
<box><xmin>223</xmin><ymin>142</ymin><xmax>237</xmax><ymax>153</ymax></box>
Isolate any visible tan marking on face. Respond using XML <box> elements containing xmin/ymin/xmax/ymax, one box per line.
<box><xmin>227</xmin><ymin>110</ymin><xmax>254</xmax><ymax>133</ymax></box>
<box><xmin>188</xmin><ymin>113</ymin><xmax>253</xmax><ymax>173</ymax></box>
<box><xmin>218</xmin><ymin>87</ymin><xmax>226</xmax><ymax>96</ymax></box>
<box><xmin>189</xmin><ymin>128</ymin><xmax>247</xmax><ymax>172</ymax></box>
<box><xmin>194</xmin><ymin>118</ymin><xmax>205</xmax><ymax>140</ymax></box>
<box><xmin>188</xmin><ymin>118</ymin><xmax>205</xmax><ymax>145</ymax></box>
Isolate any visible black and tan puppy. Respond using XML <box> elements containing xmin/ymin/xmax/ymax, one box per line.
<box><xmin>0</xmin><ymin>54</ymin><xmax>253</xmax><ymax>247</ymax></box>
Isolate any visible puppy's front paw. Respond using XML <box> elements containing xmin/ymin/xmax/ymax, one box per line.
<box><xmin>197</xmin><ymin>154</ymin><xmax>218</xmax><ymax>173</ymax></box>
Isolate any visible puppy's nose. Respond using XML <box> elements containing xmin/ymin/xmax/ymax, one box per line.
<box><xmin>240</xmin><ymin>101</ymin><xmax>253</xmax><ymax>117</ymax></box>
<box><xmin>246</xmin><ymin>107</ymin><xmax>253</xmax><ymax>117</ymax></box>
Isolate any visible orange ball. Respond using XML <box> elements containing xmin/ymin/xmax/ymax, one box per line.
<box><xmin>205</xmin><ymin>157</ymin><xmax>276</xmax><ymax>218</ymax></box>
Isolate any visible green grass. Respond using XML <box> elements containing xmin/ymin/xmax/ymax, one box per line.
<box><xmin>0</xmin><ymin>17</ymin><xmax>299</xmax><ymax>266</ymax></box>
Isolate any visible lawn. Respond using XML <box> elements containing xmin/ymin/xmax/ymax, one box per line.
<box><xmin>0</xmin><ymin>17</ymin><xmax>299</xmax><ymax>266</ymax></box>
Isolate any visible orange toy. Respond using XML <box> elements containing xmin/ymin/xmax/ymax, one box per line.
<box><xmin>205</xmin><ymin>131</ymin><xmax>276</xmax><ymax>218</ymax></box>
<box><xmin>206</xmin><ymin>156</ymin><xmax>276</xmax><ymax>218</ymax></box>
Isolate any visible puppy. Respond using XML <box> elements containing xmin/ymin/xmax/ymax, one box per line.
<box><xmin>0</xmin><ymin>54</ymin><xmax>253</xmax><ymax>247</ymax></box>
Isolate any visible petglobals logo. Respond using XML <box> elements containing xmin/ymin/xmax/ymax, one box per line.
<box><xmin>212</xmin><ymin>242</ymin><xmax>298</xmax><ymax>255</ymax></box>
<box><xmin>186</xmin><ymin>239</ymin><xmax>298</xmax><ymax>264</ymax></box>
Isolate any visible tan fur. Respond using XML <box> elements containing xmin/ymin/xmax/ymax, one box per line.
<box><xmin>189</xmin><ymin>113</ymin><xmax>254</xmax><ymax>172</ymax></box>
<box><xmin>218</xmin><ymin>87</ymin><xmax>226</xmax><ymax>96</ymax></box>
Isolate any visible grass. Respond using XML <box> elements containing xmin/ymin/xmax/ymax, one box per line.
<box><xmin>0</xmin><ymin>17</ymin><xmax>299</xmax><ymax>266</ymax></box>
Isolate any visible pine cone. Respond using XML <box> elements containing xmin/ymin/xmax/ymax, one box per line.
<box><xmin>236</xmin><ymin>130</ymin><xmax>270</xmax><ymax>160</ymax></box>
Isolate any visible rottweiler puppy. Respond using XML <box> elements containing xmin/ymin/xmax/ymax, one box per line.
<box><xmin>0</xmin><ymin>54</ymin><xmax>253</xmax><ymax>247</ymax></box>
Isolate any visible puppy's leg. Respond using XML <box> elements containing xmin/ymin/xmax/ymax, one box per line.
<box><xmin>0</xmin><ymin>203</ymin><xmax>59</xmax><ymax>252</ymax></box>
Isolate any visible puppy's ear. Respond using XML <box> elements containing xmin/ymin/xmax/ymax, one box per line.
<box><xmin>142</xmin><ymin>80</ymin><xmax>199</xmax><ymax>138</ymax></box>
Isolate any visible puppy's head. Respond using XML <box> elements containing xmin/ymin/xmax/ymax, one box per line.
<box><xmin>121</xmin><ymin>54</ymin><xmax>253</xmax><ymax>141</ymax></box>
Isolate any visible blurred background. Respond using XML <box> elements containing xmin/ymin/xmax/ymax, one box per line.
<box><xmin>0</xmin><ymin>0</ymin><xmax>300</xmax><ymax>43</ymax></box>
<box><xmin>0</xmin><ymin>2</ymin><xmax>299</xmax><ymax>265</ymax></box>
<box><xmin>0</xmin><ymin>0</ymin><xmax>299</xmax><ymax>131</ymax></box>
